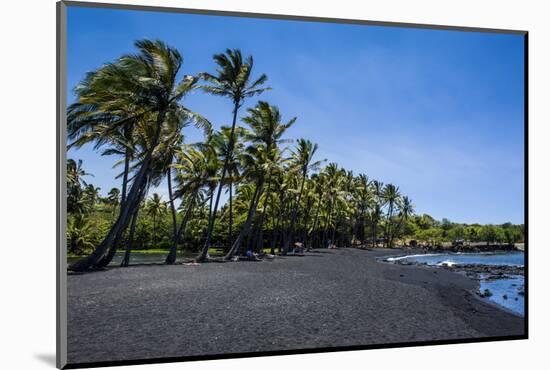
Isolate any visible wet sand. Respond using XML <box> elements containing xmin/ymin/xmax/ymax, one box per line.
<box><xmin>66</xmin><ymin>248</ymin><xmax>525</xmax><ymax>365</ymax></box>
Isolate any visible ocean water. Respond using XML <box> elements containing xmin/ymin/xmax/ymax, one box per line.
<box><xmin>386</xmin><ymin>251</ymin><xmax>524</xmax><ymax>267</ymax></box>
<box><xmin>479</xmin><ymin>275</ymin><xmax>524</xmax><ymax>316</ymax></box>
<box><xmin>385</xmin><ymin>252</ymin><xmax>525</xmax><ymax>316</ymax></box>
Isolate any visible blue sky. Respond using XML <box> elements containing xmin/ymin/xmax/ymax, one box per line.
<box><xmin>66</xmin><ymin>6</ymin><xmax>525</xmax><ymax>224</ymax></box>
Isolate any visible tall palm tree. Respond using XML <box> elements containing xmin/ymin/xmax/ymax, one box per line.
<box><xmin>146</xmin><ymin>193</ymin><xmax>167</xmax><ymax>247</ymax></box>
<box><xmin>222</xmin><ymin>102</ymin><xmax>294</xmax><ymax>260</ymax></box>
<box><xmin>370</xmin><ymin>180</ymin><xmax>385</xmax><ymax>247</ymax></box>
<box><xmin>198</xmin><ymin>49</ymin><xmax>270</xmax><ymax>260</ymax></box>
<box><xmin>69</xmin><ymin>39</ymin><xmax>205</xmax><ymax>271</ymax></box>
<box><xmin>383</xmin><ymin>183</ymin><xmax>401</xmax><ymax>247</ymax></box>
<box><xmin>284</xmin><ymin>139</ymin><xmax>322</xmax><ymax>253</ymax></box>
<box><xmin>392</xmin><ymin>196</ymin><xmax>414</xmax><ymax>247</ymax></box>
<box><xmin>165</xmin><ymin>143</ymin><xmax>217</xmax><ymax>263</ymax></box>
<box><xmin>353</xmin><ymin>174</ymin><xmax>372</xmax><ymax>244</ymax></box>
<box><xmin>211</xmin><ymin>126</ymin><xmax>245</xmax><ymax>247</ymax></box>
<box><xmin>307</xmin><ymin>173</ymin><xmax>326</xmax><ymax>248</ymax></box>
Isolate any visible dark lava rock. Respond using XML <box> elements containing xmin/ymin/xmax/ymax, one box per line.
<box><xmin>480</xmin><ymin>289</ymin><xmax>493</xmax><ymax>298</ymax></box>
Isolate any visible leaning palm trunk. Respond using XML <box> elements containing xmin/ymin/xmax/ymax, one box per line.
<box><xmin>252</xmin><ymin>173</ymin><xmax>273</xmax><ymax>252</ymax></box>
<box><xmin>282</xmin><ymin>187</ymin><xmax>299</xmax><ymax>255</ymax></box>
<box><xmin>120</xmin><ymin>205</ymin><xmax>140</xmax><ymax>267</ymax></box>
<box><xmin>385</xmin><ymin>203</ymin><xmax>394</xmax><ymax>247</ymax></box>
<box><xmin>120</xmin><ymin>135</ymin><xmax>131</xmax><ymax>207</ymax></box>
<box><xmin>228</xmin><ymin>181</ymin><xmax>233</xmax><ymax>248</ymax></box>
<box><xmin>120</xmin><ymin>183</ymin><xmax>147</xmax><ymax>267</ymax></box>
<box><xmin>273</xmin><ymin>194</ymin><xmax>286</xmax><ymax>254</ymax></box>
<box><xmin>323</xmin><ymin>199</ymin><xmax>334</xmax><ymax>247</ymax></box>
<box><xmin>166</xmin><ymin>191</ymin><xmax>197</xmax><ymax>264</ymax></box>
<box><xmin>69</xmin><ymin>111</ymin><xmax>165</xmax><ymax>271</ymax></box>
<box><xmin>223</xmin><ymin>178</ymin><xmax>265</xmax><ymax>260</ymax></box>
<box><xmin>165</xmin><ymin>168</ymin><xmax>178</xmax><ymax>264</ymax></box>
<box><xmin>198</xmin><ymin>103</ymin><xmax>240</xmax><ymax>260</ymax></box>
<box><xmin>94</xmin><ymin>147</ymin><xmax>133</xmax><ymax>268</ymax></box>
<box><xmin>308</xmin><ymin>196</ymin><xmax>322</xmax><ymax>248</ymax></box>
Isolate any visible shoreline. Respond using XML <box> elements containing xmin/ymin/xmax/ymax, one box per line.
<box><xmin>378</xmin><ymin>248</ymin><xmax>525</xmax><ymax>316</ymax></box>
<box><xmin>66</xmin><ymin>247</ymin><xmax>525</xmax><ymax>364</ymax></box>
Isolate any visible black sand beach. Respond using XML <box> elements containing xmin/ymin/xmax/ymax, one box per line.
<box><xmin>67</xmin><ymin>248</ymin><xmax>524</xmax><ymax>365</ymax></box>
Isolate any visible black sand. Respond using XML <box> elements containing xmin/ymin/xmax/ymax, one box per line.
<box><xmin>67</xmin><ymin>248</ymin><xmax>524</xmax><ymax>364</ymax></box>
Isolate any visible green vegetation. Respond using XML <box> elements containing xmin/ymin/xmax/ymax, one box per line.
<box><xmin>66</xmin><ymin>39</ymin><xmax>524</xmax><ymax>271</ymax></box>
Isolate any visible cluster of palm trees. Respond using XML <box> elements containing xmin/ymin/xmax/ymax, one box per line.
<box><xmin>66</xmin><ymin>39</ymin><xmax>415</xmax><ymax>272</ymax></box>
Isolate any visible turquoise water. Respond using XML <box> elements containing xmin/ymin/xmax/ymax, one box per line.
<box><xmin>385</xmin><ymin>251</ymin><xmax>524</xmax><ymax>266</ymax></box>
<box><xmin>385</xmin><ymin>252</ymin><xmax>525</xmax><ymax>316</ymax></box>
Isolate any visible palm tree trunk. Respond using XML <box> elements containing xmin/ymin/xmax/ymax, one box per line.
<box><xmin>385</xmin><ymin>203</ymin><xmax>394</xmax><ymax>247</ymax></box>
<box><xmin>121</xmin><ymin>206</ymin><xmax>140</xmax><ymax>267</ymax></box>
<box><xmin>152</xmin><ymin>214</ymin><xmax>157</xmax><ymax>248</ymax></box>
<box><xmin>391</xmin><ymin>214</ymin><xmax>406</xmax><ymax>248</ymax></box>
<box><xmin>302</xmin><ymin>196</ymin><xmax>313</xmax><ymax>247</ymax></box>
<box><xmin>269</xmin><ymin>198</ymin><xmax>277</xmax><ymax>254</ymax></box>
<box><xmin>274</xmin><ymin>194</ymin><xmax>285</xmax><ymax>254</ymax></box>
<box><xmin>165</xmin><ymin>168</ymin><xmax>178</xmax><ymax>264</ymax></box>
<box><xmin>308</xmin><ymin>195</ymin><xmax>322</xmax><ymax>248</ymax></box>
<box><xmin>120</xmin><ymin>147</ymin><xmax>130</xmax><ymax>207</ymax></box>
<box><xmin>198</xmin><ymin>101</ymin><xmax>240</xmax><ymax>259</ymax></box>
<box><xmin>120</xmin><ymin>184</ymin><xmax>147</xmax><ymax>267</ymax></box>
<box><xmin>372</xmin><ymin>207</ymin><xmax>379</xmax><ymax>247</ymax></box>
<box><xmin>252</xmin><ymin>172</ymin><xmax>273</xmax><ymax>253</ymax></box>
<box><xmin>166</xmin><ymin>191</ymin><xmax>197</xmax><ymax>264</ymax></box>
<box><xmin>323</xmin><ymin>199</ymin><xmax>334</xmax><ymax>247</ymax></box>
<box><xmin>69</xmin><ymin>110</ymin><xmax>165</xmax><ymax>271</ymax></box>
<box><xmin>93</xmin><ymin>145</ymin><xmax>132</xmax><ymax>268</ymax></box>
<box><xmin>284</xmin><ymin>174</ymin><xmax>306</xmax><ymax>253</ymax></box>
<box><xmin>223</xmin><ymin>177</ymin><xmax>265</xmax><ymax>260</ymax></box>
<box><xmin>228</xmin><ymin>180</ymin><xmax>233</xmax><ymax>248</ymax></box>
<box><xmin>93</xmin><ymin>181</ymin><xmax>146</xmax><ymax>269</ymax></box>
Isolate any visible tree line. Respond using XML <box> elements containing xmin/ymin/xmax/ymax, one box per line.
<box><xmin>66</xmin><ymin>39</ymin><xmax>523</xmax><ymax>271</ymax></box>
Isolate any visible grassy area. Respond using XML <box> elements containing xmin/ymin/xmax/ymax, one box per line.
<box><xmin>130</xmin><ymin>248</ymin><xmax>170</xmax><ymax>254</ymax></box>
<box><xmin>69</xmin><ymin>247</ymin><xmax>277</xmax><ymax>259</ymax></box>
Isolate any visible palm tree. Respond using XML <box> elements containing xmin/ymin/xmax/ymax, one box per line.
<box><xmin>197</xmin><ymin>49</ymin><xmax>270</xmax><ymax>261</ymax></box>
<box><xmin>392</xmin><ymin>196</ymin><xmax>415</xmax><ymax>246</ymax></box>
<box><xmin>321</xmin><ymin>163</ymin><xmax>343</xmax><ymax>247</ymax></box>
<box><xmin>107</xmin><ymin>188</ymin><xmax>121</xmax><ymax>216</ymax></box>
<box><xmin>146</xmin><ymin>193</ymin><xmax>167</xmax><ymax>248</ymax></box>
<box><xmin>211</xmin><ymin>126</ymin><xmax>245</xmax><ymax>247</ymax></box>
<box><xmin>83</xmin><ymin>184</ymin><xmax>101</xmax><ymax>210</ymax></box>
<box><xmin>165</xmin><ymin>144</ymin><xmax>217</xmax><ymax>263</ymax></box>
<box><xmin>353</xmin><ymin>174</ymin><xmax>372</xmax><ymax>245</ymax></box>
<box><xmin>383</xmin><ymin>183</ymin><xmax>401</xmax><ymax>247</ymax></box>
<box><xmin>222</xmin><ymin>102</ymin><xmax>294</xmax><ymax>260</ymax></box>
<box><xmin>69</xmin><ymin>39</ymin><xmax>205</xmax><ymax>271</ymax></box>
<box><xmin>120</xmin><ymin>183</ymin><xmax>148</xmax><ymax>267</ymax></box>
<box><xmin>284</xmin><ymin>139</ymin><xmax>323</xmax><ymax>253</ymax></box>
<box><xmin>307</xmin><ymin>173</ymin><xmax>326</xmax><ymax>248</ymax></box>
<box><xmin>67</xmin><ymin>214</ymin><xmax>95</xmax><ymax>255</ymax></box>
<box><xmin>370</xmin><ymin>180</ymin><xmax>385</xmax><ymax>247</ymax></box>
<box><xmin>67</xmin><ymin>159</ymin><xmax>93</xmax><ymax>215</ymax></box>
<box><xmin>67</xmin><ymin>159</ymin><xmax>91</xmax><ymax>189</ymax></box>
